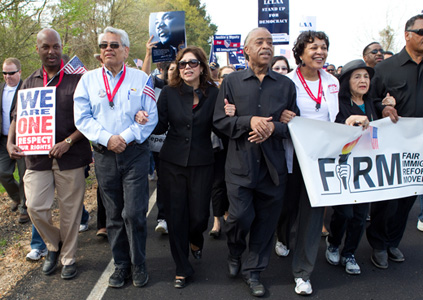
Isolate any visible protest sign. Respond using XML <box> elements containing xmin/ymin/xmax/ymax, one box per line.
<box><xmin>149</xmin><ymin>11</ymin><xmax>186</xmax><ymax>63</ymax></box>
<box><xmin>258</xmin><ymin>0</ymin><xmax>290</xmax><ymax>45</ymax></box>
<box><xmin>16</xmin><ymin>87</ymin><xmax>56</xmax><ymax>155</ymax></box>
<box><xmin>213</xmin><ymin>35</ymin><xmax>241</xmax><ymax>52</ymax></box>
<box><xmin>288</xmin><ymin>117</ymin><xmax>423</xmax><ymax>207</ymax></box>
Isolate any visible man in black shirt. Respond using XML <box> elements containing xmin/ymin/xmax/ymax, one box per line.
<box><xmin>367</xmin><ymin>14</ymin><xmax>423</xmax><ymax>269</ymax></box>
<box><xmin>213</xmin><ymin>27</ymin><xmax>297</xmax><ymax>297</ymax></box>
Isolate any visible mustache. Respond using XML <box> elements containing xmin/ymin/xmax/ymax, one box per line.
<box><xmin>259</xmin><ymin>50</ymin><xmax>272</xmax><ymax>56</ymax></box>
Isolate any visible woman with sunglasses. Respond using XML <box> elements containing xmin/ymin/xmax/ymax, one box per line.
<box><xmin>153</xmin><ymin>46</ymin><xmax>218</xmax><ymax>288</ymax></box>
<box><xmin>271</xmin><ymin>56</ymin><xmax>290</xmax><ymax>75</ymax></box>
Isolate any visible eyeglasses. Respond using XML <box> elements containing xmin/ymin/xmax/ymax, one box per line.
<box><xmin>326</xmin><ymin>69</ymin><xmax>335</xmax><ymax>72</ymax></box>
<box><xmin>178</xmin><ymin>59</ymin><xmax>200</xmax><ymax>69</ymax></box>
<box><xmin>99</xmin><ymin>42</ymin><xmax>121</xmax><ymax>49</ymax></box>
<box><xmin>273</xmin><ymin>67</ymin><xmax>288</xmax><ymax>71</ymax></box>
<box><xmin>366</xmin><ymin>48</ymin><xmax>384</xmax><ymax>55</ymax></box>
<box><xmin>2</xmin><ymin>70</ymin><xmax>19</xmax><ymax>76</ymax></box>
<box><xmin>407</xmin><ymin>29</ymin><xmax>423</xmax><ymax>36</ymax></box>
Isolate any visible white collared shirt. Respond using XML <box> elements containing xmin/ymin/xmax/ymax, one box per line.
<box><xmin>2</xmin><ymin>84</ymin><xmax>18</xmax><ymax>135</ymax></box>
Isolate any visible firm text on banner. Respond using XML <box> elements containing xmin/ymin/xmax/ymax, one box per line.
<box><xmin>288</xmin><ymin>117</ymin><xmax>423</xmax><ymax>207</ymax></box>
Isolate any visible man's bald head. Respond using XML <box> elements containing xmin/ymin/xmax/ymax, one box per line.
<box><xmin>36</xmin><ymin>28</ymin><xmax>63</xmax><ymax>70</ymax></box>
<box><xmin>37</xmin><ymin>28</ymin><xmax>62</xmax><ymax>47</ymax></box>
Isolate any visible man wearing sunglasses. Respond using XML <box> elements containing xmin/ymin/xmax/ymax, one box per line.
<box><xmin>0</xmin><ymin>58</ymin><xmax>28</xmax><ymax>223</ymax></box>
<box><xmin>363</xmin><ymin>42</ymin><xmax>384</xmax><ymax>68</ymax></box>
<box><xmin>74</xmin><ymin>26</ymin><xmax>157</xmax><ymax>289</ymax></box>
<box><xmin>366</xmin><ymin>14</ymin><xmax>423</xmax><ymax>270</ymax></box>
<box><xmin>6</xmin><ymin>28</ymin><xmax>92</xmax><ymax>280</ymax></box>
<box><xmin>326</xmin><ymin>64</ymin><xmax>336</xmax><ymax>75</ymax></box>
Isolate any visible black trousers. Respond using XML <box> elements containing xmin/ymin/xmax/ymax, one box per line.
<box><xmin>160</xmin><ymin>160</ymin><xmax>213</xmax><ymax>277</ymax></box>
<box><xmin>366</xmin><ymin>196</ymin><xmax>417</xmax><ymax>250</ymax></box>
<box><xmin>328</xmin><ymin>203</ymin><xmax>368</xmax><ymax>257</ymax></box>
<box><xmin>211</xmin><ymin>148</ymin><xmax>229</xmax><ymax>217</ymax></box>
<box><xmin>225</xmin><ymin>164</ymin><xmax>285</xmax><ymax>280</ymax></box>
<box><xmin>96</xmin><ymin>187</ymin><xmax>107</xmax><ymax>229</ymax></box>
<box><xmin>152</xmin><ymin>151</ymin><xmax>165</xmax><ymax>220</ymax></box>
<box><xmin>276</xmin><ymin>153</ymin><xmax>302</xmax><ymax>248</ymax></box>
<box><xmin>94</xmin><ymin>143</ymin><xmax>149</xmax><ymax>269</ymax></box>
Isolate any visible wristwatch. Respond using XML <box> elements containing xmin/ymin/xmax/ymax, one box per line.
<box><xmin>65</xmin><ymin>137</ymin><xmax>73</xmax><ymax>146</ymax></box>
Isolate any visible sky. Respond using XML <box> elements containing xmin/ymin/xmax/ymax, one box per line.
<box><xmin>200</xmin><ymin>0</ymin><xmax>423</xmax><ymax>68</ymax></box>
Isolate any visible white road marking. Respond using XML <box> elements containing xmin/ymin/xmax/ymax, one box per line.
<box><xmin>86</xmin><ymin>188</ymin><xmax>157</xmax><ymax>300</ymax></box>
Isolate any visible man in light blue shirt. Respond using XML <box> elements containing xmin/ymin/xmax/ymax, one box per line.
<box><xmin>74</xmin><ymin>26</ymin><xmax>157</xmax><ymax>289</ymax></box>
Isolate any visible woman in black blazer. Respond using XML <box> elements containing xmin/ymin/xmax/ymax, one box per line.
<box><xmin>153</xmin><ymin>46</ymin><xmax>219</xmax><ymax>288</ymax></box>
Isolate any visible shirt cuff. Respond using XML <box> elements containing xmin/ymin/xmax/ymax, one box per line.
<box><xmin>98</xmin><ymin>131</ymin><xmax>113</xmax><ymax>147</ymax></box>
<box><xmin>237</xmin><ymin>115</ymin><xmax>252</xmax><ymax>131</ymax></box>
<box><xmin>120</xmin><ymin>128</ymin><xmax>135</xmax><ymax>144</ymax></box>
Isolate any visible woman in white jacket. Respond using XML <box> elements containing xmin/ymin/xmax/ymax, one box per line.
<box><xmin>279</xmin><ymin>30</ymin><xmax>339</xmax><ymax>296</ymax></box>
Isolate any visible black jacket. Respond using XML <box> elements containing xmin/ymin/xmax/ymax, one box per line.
<box><xmin>154</xmin><ymin>82</ymin><xmax>219</xmax><ymax>167</ymax></box>
<box><xmin>335</xmin><ymin>96</ymin><xmax>378</xmax><ymax>124</ymax></box>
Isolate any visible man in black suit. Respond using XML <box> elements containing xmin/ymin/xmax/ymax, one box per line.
<box><xmin>0</xmin><ymin>57</ymin><xmax>27</xmax><ymax>223</ymax></box>
<box><xmin>213</xmin><ymin>27</ymin><xmax>298</xmax><ymax>297</ymax></box>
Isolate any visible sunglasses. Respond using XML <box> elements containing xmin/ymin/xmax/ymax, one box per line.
<box><xmin>273</xmin><ymin>67</ymin><xmax>288</xmax><ymax>71</ymax></box>
<box><xmin>99</xmin><ymin>42</ymin><xmax>120</xmax><ymax>49</ymax></box>
<box><xmin>326</xmin><ymin>69</ymin><xmax>335</xmax><ymax>72</ymax></box>
<box><xmin>2</xmin><ymin>70</ymin><xmax>19</xmax><ymax>75</ymax></box>
<box><xmin>367</xmin><ymin>48</ymin><xmax>384</xmax><ymax>55</ymax></box>
<box><xmin>407</xmin><ymin>29</ymin><xmax>423</xmax><ymax>36</ymax></box>
<box><xmin>178</xmin><ymin>59</ymin><xmax>200</xmax><ymax>69</ymax></box>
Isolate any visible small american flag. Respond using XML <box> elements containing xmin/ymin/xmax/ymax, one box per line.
<box><xmin>134</xmin><ymin>58</ymin><xmax>143</xmax><ymax>68</ymax></box>
<box><xmin>370</xmin><ymin>126</ymin><xmax>379</xmax><ymax>149</ymax></box>
<box><xmin>63</xmin><ymin>56</ymin><xmax>88</xmax><ymax>74</ymax></box>
<box><xmin>142</xmin><ymin>76</ymin><xmax>156</xmax><ymax>102</ymax></box>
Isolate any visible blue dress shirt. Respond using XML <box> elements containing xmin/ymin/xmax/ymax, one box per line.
<box><xmin>73</xmin><ymin>65</ymin><xmax>158</xmax><ymax>147</ymax></box>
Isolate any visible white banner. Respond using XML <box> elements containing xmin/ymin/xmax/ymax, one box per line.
<box><xmin>288</xmin><ymin>117</ymin><xmax>423</xmax><ymax>207</ymax></box>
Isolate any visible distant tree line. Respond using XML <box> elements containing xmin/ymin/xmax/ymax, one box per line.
<box><xmin>0</xmin><ymin>0</ymin><xmax>217</xmax><ymax>77</ymax></box>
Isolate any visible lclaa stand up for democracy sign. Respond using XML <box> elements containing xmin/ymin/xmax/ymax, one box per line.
<box><xmin>16</xmin><ymin>87</ymin><xmax>56</xmax><ymax>155</ymax></box>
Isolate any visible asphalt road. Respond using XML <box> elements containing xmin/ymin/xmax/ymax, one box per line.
<box><xmin>5</xmin><ymin>182</ymin><xmax>423</xmax><ymax>300</ymax></box>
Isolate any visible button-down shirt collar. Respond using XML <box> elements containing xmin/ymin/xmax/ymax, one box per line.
<box><xmin>240</xmin><ymin>66</ymin><xmax>277</xmax><ymax>82</ymax></box>
<box><xmin>103</xmin><ymin>64</ymin><xmax>125</xmax><ymax>79</ymax></box>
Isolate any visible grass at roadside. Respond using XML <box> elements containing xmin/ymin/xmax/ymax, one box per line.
<box><xmin>0</xmin><ymin>168</ymin><xmax>19</xmax><ymax>194</ymax></box>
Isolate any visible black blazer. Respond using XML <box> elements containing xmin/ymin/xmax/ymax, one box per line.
<box><xmin>0</xmin><ymin>80</ymin><xmax>22</xmax><ymax>135</ymax></box>
<box><xmin>335</xmin><ymin>96</ymin><xmax>378</xmax><ymax>124</ymax></box>
<box><xmin>154</xmin><ymin>82</ymin><xmax>219</xmax><ymax>167</ymax></box>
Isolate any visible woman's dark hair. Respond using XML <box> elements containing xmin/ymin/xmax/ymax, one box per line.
<box><xmin>270</xmin><ymin>56</ymin><xmax>291</xmax><ymax>72</ymax></box>
<box><xmin>169</xmin><ymin>46</ymin><xmax>216</xmax><ymax>93</ymax></box>
<box><xmin>162</xmin><ymin>61</ymin><xmax>175</xmax><ymax>83</ymax></box>
<box><xmin>292</xmin><ymin>31</ymin><xmax>329</xmax><ymax>65</ymax></box>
